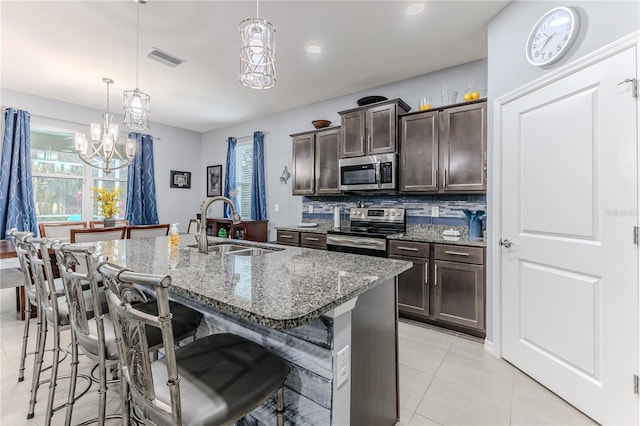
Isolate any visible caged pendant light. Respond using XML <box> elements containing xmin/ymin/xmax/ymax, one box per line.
<box><xmin>239</xmin><ymin>0</ymin><xmax>276</xmax><ymax>89</ymax></box>
<box><xmin>74</xmin><ymin>78</ymin><xmax>137</xmax><ymax>175</ymax></box>
<box><xmin>123</xmin><ymin>0</ymin><xmax>150</xmax><ymax>131</ymax></box>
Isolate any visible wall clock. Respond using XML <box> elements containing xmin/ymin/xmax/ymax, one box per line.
<box><xmin>525</xmin><ymin>6</ymin><xmax>581</xmax><ymax>67</ymax></box>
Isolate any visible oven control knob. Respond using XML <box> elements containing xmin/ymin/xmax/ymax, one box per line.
<box><xmin>390</xmin><ymin>211</ymin><xmax>396</xmax><ymax>216</ymax></box>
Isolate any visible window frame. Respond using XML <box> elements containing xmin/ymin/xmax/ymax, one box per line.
<box><xmin>29</xmin><ymin>122</ymin><xmax>129</xmax><ymax>222</ymax></box>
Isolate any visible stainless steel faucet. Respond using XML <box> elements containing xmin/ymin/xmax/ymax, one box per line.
<box><xmin>198</xmin><ymin>196</ymin><xmax>241</xmax><ymax>253</ymax></box>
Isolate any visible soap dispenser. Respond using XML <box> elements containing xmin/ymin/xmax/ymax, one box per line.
<box><xmin>169</xmin><ymin>223</ymin><xmax>180</xmax><ymax>247</ymax></box>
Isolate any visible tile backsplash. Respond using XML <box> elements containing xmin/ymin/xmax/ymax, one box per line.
<box><xmin>302</xmin><ymin>194</ymin><xmax>487</xmax><ymax>228</ymax></box>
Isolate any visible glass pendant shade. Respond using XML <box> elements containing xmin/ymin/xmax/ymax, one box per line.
<box><xmin>239</xmin><ymin>18</ymin><xmax>276</xmax><ymax>89</ymax></box>
<box><xmin>75</xmin><ymin>78</ymin><xmax>136</xmax><ymax>175</ymax></box>
<box><xmin>123</xmin><ymin>88</ymin><xmax>150</xmax><ymax>131</ymax></box>
<box><xmin>123</xmin><ymin>1</ymin><xmax>150</xmax><ymax>131</ymax></box>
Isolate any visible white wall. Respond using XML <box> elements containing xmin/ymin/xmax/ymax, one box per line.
<box><xmin>486</xmin><ymin>0</ymin><xmax>640</xmax><ymax>343</ymax></box>
<box><xmin>1</xmin><ymin>89</ymin><xmax>203</xmax><ymax>232</ymax></box>
<box><xmin>201</xmin><ymin>59</ymin><xmax>488</xmax><ymax>240</ymax></box>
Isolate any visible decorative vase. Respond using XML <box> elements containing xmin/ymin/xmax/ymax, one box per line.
<box><xmin>103</xmin><ymin>217</ymin><xmax>116</xmax><ymax>228</ymax></box>
<box><xmin>469</xmin><ymin>218</ymin><xmax>482</xmax><ymax>239</ymax></box>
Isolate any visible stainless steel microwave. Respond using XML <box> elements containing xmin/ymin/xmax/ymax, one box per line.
<box><xmin>339</xmin><ymin>153</ymin><xmax>397</xmax><ymax>191</ymax></box>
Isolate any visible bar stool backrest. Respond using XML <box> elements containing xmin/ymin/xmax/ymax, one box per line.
<box><xmin>98</xmin><ymin>261</ymin><xmax>181</xmax><ymax>424</ymax></box>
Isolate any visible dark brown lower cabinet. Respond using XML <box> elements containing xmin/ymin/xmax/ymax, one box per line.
<box><xmin>389</xmin><ymin>240</ymin><xmax>429</xmax><ymax>317</ymax></box>
<box><xmin>432</xmin><ymin>244</ymin><xmax>485</xmax><ymax>333</ymax></box>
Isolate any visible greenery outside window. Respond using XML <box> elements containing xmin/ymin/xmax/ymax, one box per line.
<box><xmin>30</xmin><ymin>127</ymin><xmax>128</xmax><ymax>223</ymax></box>
<box><xmin>235</xmin><ymin>141</ymin><xmax>253</xmax><ymax>219</ymax></box>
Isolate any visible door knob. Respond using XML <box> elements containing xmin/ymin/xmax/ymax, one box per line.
<box><xmin>499</xmin><ymin>239</ymin><xmax>514</xmax><ymax>248</ymax></box>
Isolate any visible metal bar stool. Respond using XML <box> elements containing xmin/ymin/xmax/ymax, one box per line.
<box><xmin>53</xmin><ymin>243</ymin><xmax>205</xmax><ymax>425</ymax></box>
<box><xmin>10</xmin><ymin>231</ymin><xmax>92</xmax><ymax>425</ymax></box>
<box><xmin>98</xmin><ymin>261</ymin><xmax>290</xmax><ymax>426</ymax></box>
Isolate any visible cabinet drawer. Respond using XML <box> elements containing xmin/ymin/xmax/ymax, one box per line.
<box><xmin>300</xmin><ymin>233</ymin><xmax>326</xmax><ymax>249</ymax></box>
<box><xmin>434</xmin><ymin>244</ymin><xmax>484</xmax><ymax>265</ymax></box>
<box><xmin>277</xmin><ymin>230</ymin><xmax>300</xmax><ymax>246</ymax></box>
<box><xmin>388</xmin><ymin>240</ymin><xmax>429</xmax><ymax>258</ymax></box>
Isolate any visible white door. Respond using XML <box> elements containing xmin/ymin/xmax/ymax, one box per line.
<box><xmin>501</xmin><ymin>45</ymin><xmax>638</xmax><ymax>425</ymax></box>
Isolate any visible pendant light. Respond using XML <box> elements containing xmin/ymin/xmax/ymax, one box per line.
<box><xmin>239</xmin><ymin>0</ymin><xmax>276</xmax><ymax>89</ymax></box>
<box><xmin>123</xmin><ymin>0</ymin><xmax>150</xmax><ymax>130</ymax></box>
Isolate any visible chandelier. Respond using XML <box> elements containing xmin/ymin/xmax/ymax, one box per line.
<box><xmin>239</xmin><ymin>0</ymin><xmax>276</xmax><ymax>89</ymax></box>
<box><xmin>74</xmin><ymin>78</ymin><xmax>136</xmax><ymax>175</ymax></box>
<box><xmin>123</xmin><ymin>0</ymin><xmax>150</xmax><ymax>131</ymax></box>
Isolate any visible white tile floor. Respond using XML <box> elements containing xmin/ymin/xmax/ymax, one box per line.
<box><xmin>0</xmin><ymin>287</ymin><xmax>598</xmax><ymax>425</ymax></box>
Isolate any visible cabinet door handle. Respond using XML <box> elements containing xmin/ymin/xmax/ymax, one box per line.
<box><xmin>305</xmin><ymin>237</ymin><xmax>320</xmax><ymax>241</ymax></box>
<box><xmin>434</xmin><ymin>264</ymin><xmax>438</xmax><ymax>286</ymax></box>
<box><xmin>424</xmin><ymin>262</ymin><xmax>428</xmax><ymax>285</ymax></box>
<box><xmin>397</xmin><ymin>246</ymin><xmax>418</xmax><ymax>252</ymax></box>
<box><xmin>281</xmin><ymin>235</ymin><xmax>293</xmax><ymax>239</ymax></box>
<box><xmin>444</xmin><ymin>250</ymin><xmax>470</xmax><ymax>256</ymax></box>
<box><xmin>444</xmin><ymin>169</ymin><xmax>448</xmax><ymax>187</ymax></box>
<box><xmin>367</xmin><ymin>134</ymin><xmax>372</xmax><ymax>152</ymax></box>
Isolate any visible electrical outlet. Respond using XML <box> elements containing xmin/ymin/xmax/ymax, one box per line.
<box><xmin>336</xmin><ymin>345</ymin><xmax>350</xmax><ymax>388</ymax></box>
<box><xmin>308</xmin><ymin>205</ymin><xmax>314</xmax><ymax>214</ymax></box>
<box><xmin>431</xmin><ymin>206</ymin><xmax>440</xmax><ymax>217</ymax></box>
<box><xmin>274</xmin><ymin>204</ymin><xmax>279</xmax><ymax>212</ymax></box>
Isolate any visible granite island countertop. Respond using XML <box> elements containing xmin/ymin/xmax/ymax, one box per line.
<box><xmin>84</xmin><ymin>235</ymin><xmax>412</xmax><ymax>330</ymax></box>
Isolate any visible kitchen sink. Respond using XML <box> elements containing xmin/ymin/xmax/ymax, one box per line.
<box><xmin>186</xmin><ymin>242</ymin><xmax>283</xmax><ymax>256</ymax></box>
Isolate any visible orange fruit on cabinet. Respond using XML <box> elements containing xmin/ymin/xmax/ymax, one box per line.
<box><xmin>471</xmin><ymin>91</ymin><xmax>480</xmax><ymax>100</ymax></box>
<box><xmin>463</xmin><ymin>92</ymin><xmax>472</xmax><ymax>101</ymax></box>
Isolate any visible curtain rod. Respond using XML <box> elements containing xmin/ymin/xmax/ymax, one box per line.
<box><xmin>2</xmin><ymin>108</ymin><xmax>162</xmax><ymax>141</ymax></box>
<box><xmin>235</xmin><ymin>131</ymin><xmax>267</xmax><ymax>141</ymax></box>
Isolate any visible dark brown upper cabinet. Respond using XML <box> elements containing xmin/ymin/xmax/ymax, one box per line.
<box><xmin>339</xmin><ymin>99</ymin><xmax>410</xmax><ymax>158</ymax></box>
<box><xmin>399</xmin><ymin>100</ymin><xmax>486</xmax><ymax>193</ymax></box>
<box><xmin>291</xmin><ymin>127</ymin><xmax>341</xmax><ymax>196</ymax></box>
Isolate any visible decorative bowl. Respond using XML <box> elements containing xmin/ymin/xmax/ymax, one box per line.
<box><xmin>312</xmin><ymin>119</ymin><xmax>331</xmax><ymax>129</ymax></box>
<box><xmin>356</xmin><ymin>95</ymin><xmax>388</xmax><ymax>106</ymax></box>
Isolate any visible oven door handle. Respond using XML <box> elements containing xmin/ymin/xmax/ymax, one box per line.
<box><xmin>375</xmin><ymin>159</ymin><xmax>381</xmax><ymax>189</ymax></box>
<box><xmin>329</xmin><ymin>236</ymin><xmax>381</xmax><ymax>246</ymax></box>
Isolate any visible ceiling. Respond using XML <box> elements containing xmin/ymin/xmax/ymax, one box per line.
<box><xmin>1</xmin><ymin>1</ymin><xmax>510</xmax><ymax>133</ymax></box>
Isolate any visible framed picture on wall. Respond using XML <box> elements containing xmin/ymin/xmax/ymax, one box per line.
<box><xmin>207</xmin><ymin>165</ymin><xmax>222</xmax><ymax>197</ymax></box>
<box><xmin>170</xmin><ymin>170</ymin><xmax>191</xmax><ymax>189</ymax></box>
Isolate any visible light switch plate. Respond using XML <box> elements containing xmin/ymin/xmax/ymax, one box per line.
<box><xmin>431</xmin><ymin>206</ymin><xmax>440</xmax><ymax>217</ymax></box>
<box><xmin>274</xmin><ymin>204</ymin><xmax>279</xmax><ymax>212</ymax></box>
<box><xmin>309</xmin><ymin>205</ymin><xmax>314</xmax><ymax>213</ymax></box>
<box><xmin>336</xmin><ymin>345</ymin><xmax>350</xmax><ymax>388</ymax></box>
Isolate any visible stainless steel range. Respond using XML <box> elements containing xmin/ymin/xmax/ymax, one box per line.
<box><xmin>326</xmin><ymin>207</ymin><xmax>406</xmax><ymax>257</ymax></box>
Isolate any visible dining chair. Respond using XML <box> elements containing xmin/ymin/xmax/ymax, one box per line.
<box><xmin>11</xmin><ymin>231</ymin><xmax>91</xmax><ymax>425</ymax></box>
<box><xmin>54</xmin><ymin>243</ymin><xmax>205</xmax><ymax>426</ymax></box>
<box><xmin>126</xmin><ymin>223</ymin><xmax>170</xmax><ymax>239</ymax></box>
<box><xmin>70</xmin><ymin>226</ymin><xmax>127</xmax><ymax>243</ymax></box>
<box><xmin>38</xmin><ymin>221</ymin><xmax>87</xmax><ymax>242</ymax></box>
<box><xmin>187</xmin><ymin>219</ymin><xmax>199</xmax><ymax>235</ymax></box>
<box><xmin>89</xmin><ymin>219</ymin><xmax>129</xmax><ymax>228</ymax></box>
<box><xmin>98</xmin><ymin>261</ymin><xmax>290</xmax><ymax>426</ymax></box>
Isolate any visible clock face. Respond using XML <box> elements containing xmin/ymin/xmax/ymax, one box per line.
<box><xmin>526</xmin><ymin>7</ymin><xmax>580</xmax><ymax>66</ymax></box>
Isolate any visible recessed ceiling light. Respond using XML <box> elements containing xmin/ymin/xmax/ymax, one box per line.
<box><xmin>306</xmin><ymin>44</ymin><xmax>322</xmax><ymax>55</ymax></box>
<box><xmin>406</xmin><ymin>3</ymin><xmax>425</xmax><ymax>16</ymax></box>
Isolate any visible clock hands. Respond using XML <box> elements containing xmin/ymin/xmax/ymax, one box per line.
<box><xmin>539</xmin><ymin>32</ymin><xmax>556</xmax><ymax>53</ymax></box>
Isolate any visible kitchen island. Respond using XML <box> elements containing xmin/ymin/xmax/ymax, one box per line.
<box><xmin>86</xmin><ymin>235</ymin><xmax>412</xmax><ymax>425</ymax></box>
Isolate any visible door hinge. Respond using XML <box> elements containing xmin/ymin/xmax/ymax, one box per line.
<box><xmin>634</xmin><ymin>227</ymin><xmax>639</xmax><ymax>245</ymax></box>
<box><xmin>634</xmin><ymin>375</ymin><xmax>639</xmax><ymax>395</ymax></box>
<box><xmin>618</xmin><ymin>78</ymin><xmax>638</xmax><ymax>99</ymax></box>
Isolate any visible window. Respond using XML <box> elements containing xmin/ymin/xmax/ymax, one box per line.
<box><xmin>235</xmin><ymin>141</ymin><xmax>253</xmax><ymax>219</ymax></box>
<box><xmin>30</xmin><ymin>127</ymin><xmax>128</xmax><ymax>223</ymax></box>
